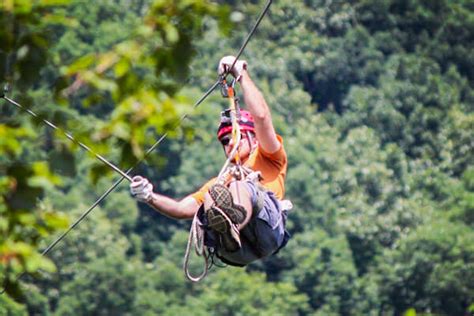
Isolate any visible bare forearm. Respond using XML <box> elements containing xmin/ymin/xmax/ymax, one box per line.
<box><xmin>240</xmin><ymin>71</ymin><xmax>280</xmax><ymax>153</ymax></box>
<box><xmin>240</xmin><ymin>71</ymin><xmax>269</xmax><ymax>120</ymax></box>
<box><xmin>147</xmin><ymin>193</ymin><xmax>199</xmax><ymax>220</ymax></box>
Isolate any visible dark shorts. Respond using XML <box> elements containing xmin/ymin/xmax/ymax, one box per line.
<box><xmin>200</xmin><ymin>181</ymin><xmax>290</xmax><ymax>266</ymax></box>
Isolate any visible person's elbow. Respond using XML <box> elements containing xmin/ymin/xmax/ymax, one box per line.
<box><xmin>175</xmin><ymin>209</ymin><xmax>195</xmax><ymax>220</ymax></box>
<box><xmin>252</xmin><ymin>107</ymin><xmax>271</xmax><ymax>123</ymax></box>
<box><xmin>175</xmin><ymin>197</ymin><xmax>200</xmax><ymax>219</ymax></box>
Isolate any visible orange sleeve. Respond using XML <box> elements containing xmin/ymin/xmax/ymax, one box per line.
<box><xmin>257</xmin><ymin>135</ymin><xmax>287</xmax><ymax>167</ymax></box>
<box><xmin>189</xmin><ymin>177</ymin><xmax>217</xmax><ymax>205</ymax></box>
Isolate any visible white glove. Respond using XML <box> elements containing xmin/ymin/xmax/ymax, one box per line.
<box><xmin>218</xmin><ymin>55</ymin><xmax>248</xmax><ymax>80</ymax></box>
<box><xmin>130</xmin><ymin>176</ymin><xmax>153</xmax><ymax>203</ymax></box>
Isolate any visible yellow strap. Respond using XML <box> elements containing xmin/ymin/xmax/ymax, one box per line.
<box><xmin>227</xmin><ymin>85</ymin><xmax>241</xmax><ymax>164</ymax></box>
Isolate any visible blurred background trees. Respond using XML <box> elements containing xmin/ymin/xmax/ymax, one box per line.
<box><xmin>1</xmin><ymin>0</ymin><xmax>473</xmax><ymax>315</ymax></box>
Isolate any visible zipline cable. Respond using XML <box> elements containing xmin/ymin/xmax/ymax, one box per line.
<box><xmin>184</xmin><ymin>0</ymin><xmax>274</xmax><ymax>281</ymax></box>
<box><xmin>227</xmin><ymin>0</ymin><xmax>272</xmax><ymax>74</ymax></box>
<box><xmin>36</xmin><ymin>78</ymin><xmax>220</xmax><ymax>257</ymax></box>
<box><xmin>1</xmin><ymin>0</ymin><xmax>273</xmax><ymax>292</ymax></box>
<box><xmin>2</xmin><ymin>95</ymin><xmax>132</xmax><ymax>182</ymax></box>
<box><xmin>0</xmin><ymin>79</ymin><xmax>221</xmax><ymax>294</ymax></box>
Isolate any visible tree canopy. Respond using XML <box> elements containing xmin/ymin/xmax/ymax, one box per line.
<box><xmin>1</xmin><ymin>0</ymin><xmax>473</xmax><ymax>315</ymax></box>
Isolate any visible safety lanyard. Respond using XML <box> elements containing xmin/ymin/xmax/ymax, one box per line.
<box><xmin>217</xmin><ymin>78</ymin><xmax>242</xmax><ymax>182</ymax></box>
<box><xmin>227</xmin><ymin>79</ymin><xmax>242</xmax><ymax>164</ymax></box>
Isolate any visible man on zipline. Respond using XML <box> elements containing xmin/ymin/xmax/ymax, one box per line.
<box><xmin>130</xmin><ymin>56</ymin><xmax>290</xmax><ymax>266</ymax></box>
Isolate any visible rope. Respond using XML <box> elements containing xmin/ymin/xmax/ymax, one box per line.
<box><xmin>183</xmin><ymin>211</ymin><xmax>209</xmax><ymax>282</ymax></box>
<box><xmin>215</xmin><ymin>0</ymin><xmax>274</xmax><ymax>180</ymax></box>
<box><xmin>182</xmin><ymin>0</ymin><xmax>274</xmax><ymax>281</ymax></box>
<box><xmin>2</xmin><ymin>0</ymin><xmax>274</xmax><ymax>291</ymax></box>
<box><xmin>183</xmin><ymin>202</ymin><xmax>238</xmax><ymax>282</ymax></box>
<box><xmin>182</xmin><ymin>79</ymin><xmax>243</xmax><ymax>282</ymax></box>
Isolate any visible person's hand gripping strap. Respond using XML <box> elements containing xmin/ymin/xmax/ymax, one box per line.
<box><xmin>218</xmin><ymin>56</ymin><xmax>248</xmax><ymax>81</ymax></box>
<box><xmin>130</xmin><ymin>176</ymin><xmax>153</xmax><ymax>203</ymax></box>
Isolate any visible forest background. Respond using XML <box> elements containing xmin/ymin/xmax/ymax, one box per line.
<box><xmin>1</xmin><ymin>0</ymin><xmax>473</xmax><ymax>315</ymax></box>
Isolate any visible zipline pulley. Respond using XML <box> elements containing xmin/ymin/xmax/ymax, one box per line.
<box><xmin>0</xmin><ymin>0</ymin><xmax>275</xmax><ymax>289</ymax></box>
<box><xmin>219</xmin><ymin>75</ymin><xmax>237</xmax><ymax>98</ymax></box>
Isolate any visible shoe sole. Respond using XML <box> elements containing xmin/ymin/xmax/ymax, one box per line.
<box><xmin>208</xmin><ymin>184</ymin><xmax>246</xmax><ymax>224</ymax></box>
<box><xmin>207</xmin><ymin>207</ymin><xmax>228</xmax><ymax>233</ymax></box>
<box><xmin>207</xmin><ymin>207</ymin><xmax>241</xmax><ymax>252</ymax></box>
<box><xmin>218</xmin><ymin>224</ymin><xmax>241</xmax><ymax>252</ymax></box>
<box><xmin>207</xmin><ymin>184</ymin><xmax>246</xmax><ymax>252</ymax></box>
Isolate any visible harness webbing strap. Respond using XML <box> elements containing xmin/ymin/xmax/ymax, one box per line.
<box><xmin>182</xmin><ymin>0</ymin><xmax>275</xmax><ymax>282</ymax></box>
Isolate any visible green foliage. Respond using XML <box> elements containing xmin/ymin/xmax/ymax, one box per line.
<box><xmin>376</xmin><ymin>219</ymin><xmax>474</xmax><ymax>315</ymax></box>
<box><xmin>56</xmin><ymin>0</ymin><xmax>230</xmax><ymax>166</ymax></box>
<box><xmin>0</xmin><ymin>0</ymin><xmax>75</xmax><ymax>301</ymax></box>
<box><xmin>0</xmin><ymin>0</ymin><xmax>230</xmax><ymax>303</ymax></box>
<box><xmin>0</xmin><ymin>0</ymin><xmax>72</xmax><ymax>89</ymax></box>
<box><xmin>54</xmin><ymin>255</ymin><xmax>139</xmax><ymax>315</ymax></box>
<box><xmin>281</xmin><ymin>229</ymin><xmax>360</xmax><ymax>314</ymax></box>
<box><xmin>0</xmin><ymin>160</ymin><xmax>69</xmax><ymax>299</ymax></box>
<box><xmin>445</xmin><ymin>167</ymin><xmax>474</xmax><ymax>226</ymax></box>
<box><xmin>2</xmin><ymin>0</ymin><xmax>474</xmax><ymax>314</ymax></box>
<box><xmin>195</xmin><ymin>269</ymin><xmax>309</xmax><ymax>316</ymax></box>
<box><xmin>342</xmin><ymin>55</ymin><xmax>471</xmax><ymax>170</ymax></box>
<box><xmin>0</xmin><ymin>294</ymin><xmax>27</xmax><ymax>315</ymax></box>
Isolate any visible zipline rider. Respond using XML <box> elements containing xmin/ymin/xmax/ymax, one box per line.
<box><xmin>130</xmin><ymin>56</ymin><xmax>290</xmax><ymax>266</ymax></box>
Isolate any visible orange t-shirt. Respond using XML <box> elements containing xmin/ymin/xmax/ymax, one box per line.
<box><xmin>190</xmin><ymin>135</ymin><xmax>287</xmax><ymax>204</ymax></box>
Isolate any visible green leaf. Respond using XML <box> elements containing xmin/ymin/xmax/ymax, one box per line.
<box><xmin>114</xmin><ymin>59</ymin><xmax>130</xmax><ymax>78</ymax></box>
<box><xmin>43</xmin><ymin>212</ymin><xmax>69</xmax><ymax>230</ymax></box>
<box><xmin>164</xmin><ymin>24</ymin><xmax>179</xmax><ymax>43</ymax></box>
<box><xmin>62</xmin><ymin>54</ymin><xmax>96</xmax><ymax>75</ymax></box>
<box><xmin>25</xmin><ymin>252</ymin><xmax>56</xmax><ymax>273</ymax></box>
<box><xmin>38</xmin><ymin>0</ymin><xmax>72</xmax><ymax>6</ymax></box>
<box><xmin>30</xmin><ymin>161</ymin><xmax>62</xmax><ymax>187</ymax></box>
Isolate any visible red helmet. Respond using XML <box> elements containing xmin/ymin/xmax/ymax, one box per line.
<box><xmin>217</xmin><ymin>109</ymin><xmax>255</xmax><ymax>139</ymax></box>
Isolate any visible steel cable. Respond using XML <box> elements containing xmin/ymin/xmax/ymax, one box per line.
<box><xmin>1</xmin><ymin>0</ymin><xmax>273</xmax><ymax>292</ymax></box>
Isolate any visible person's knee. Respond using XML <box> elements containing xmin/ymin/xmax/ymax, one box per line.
<box><xmin>228</xmin><ymin>181</ymin><xmax>253</xmax><ymax>225</ymax></box>
<box><xmin>228</xmin><ymin>181</ymin><xmax>251</xmax><ymax>201</ymax></box>
<box><xmin>203</xmin><ymin>192</ymin><xmax>213</xmax><ymax>210</ymax></box>
<box><xmin>228</xmin><ymin>180</ymin><xmax>247</xmax><ymax>192</ymax></box>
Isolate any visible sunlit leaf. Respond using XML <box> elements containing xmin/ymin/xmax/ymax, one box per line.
<box><xmin>43</xmin><ymin>212</ymin><xmax>69</xmax><ymax>230</ymax></box>
<box><xmin>42</xmin><ymin>13</ymin><xmax>78</xmax><ymax>27</ymax></box>
<box><xmin>25</xmin><ymin>252</ymin><xmax>56</xmax><ymax>273</ymax></box>
<box><xmin>38</xmin><ymin>0</ymin><xmax>72</xmax><ymax>6</ymax></box>
<box><xmin>114</xmin><ymin>59</ymin><xmax>130</xmax><ymax>78</ymax></box>
<box><xmin>164</xmin><ymin>24</ymin><xmax>179</xmax><ymax>43</ymax></box>
<box><xmin>62</xmin><ymin>54</ymin><xmax>96</xmax><ymax>75</ymax></box>
<box><xmin>30</xmin><ymin>161</ymin><xmax>62</xmax><ymax>186</ymax></box>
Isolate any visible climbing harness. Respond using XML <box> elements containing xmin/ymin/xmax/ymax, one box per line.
<box><xmin>183</xmin><ymin>74</ymin><xmax>245</xmax><ymax>281</ymax></box>
<box><xmin>182</xmin><ymin>14</ymin><xmax>280</xmax><ymax>276</ymax></box>
<box><xmin>184</xmin><ymin>75</ymin><xmax>258</xmax><ymax>281</ymax></box>
<box><xmin>1</xmin><ymin>0</ymin><xmax>274</xmax><ymax>291</ymax></box>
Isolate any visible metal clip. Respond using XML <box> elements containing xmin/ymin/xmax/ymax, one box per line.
<box><xmin>219</xmin><ymin>76</ymin><xmax>237</xmax><ymax>99</ymax></box>
<box><xmin>220</xmin><ymin>82</ymin><xmax>229</xmax><ymax>98</ymax></box>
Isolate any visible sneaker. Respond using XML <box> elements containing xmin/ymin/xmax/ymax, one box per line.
<box><xmin>208</xmin><ymin>207</ymin><xmax>242</xmax><ymax>252</ymax></box>
<box><xmin>208</xmin><ymin>184</ymin><xmax>246</xmax><ymax>224</ymax></box>
<box><xmin>207</xmin><ymin>184</ymin><xmax>247</xmax><ymax>252</ymax></box>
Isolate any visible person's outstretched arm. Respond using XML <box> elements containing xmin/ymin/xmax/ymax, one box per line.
<box><xmin>130</xmin><ymin>176</ymin><xmax>200</xmax><ymax>219</ymax></box>
<box><xmin>218</xmin><ymin>56</ymin><xmax>280</xmax><ymax>154</ymax></box>
<box><xmin>239</xmin><ymin>70</ymin><xmax>280</xmax><ymax>153</ymax></box>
